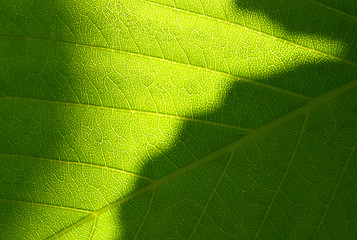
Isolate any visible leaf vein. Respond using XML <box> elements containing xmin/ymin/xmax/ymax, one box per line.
<box><xmin>0</xmin><ymin>35</ymin><xmax>312</xmax><ymax>100</ymax></box>
<box><xmin>188</xmin><ymin>149</ymin><xmax>236</xmax><ymax>240</ymax></box>
<box><xmin>0</xmin><ymin>153</ymin><xmax>154</xmax><ymax>182</ymax></box>
<box><xmin>306</xmin><ymin>0</ymin><xmax>357</xmax><ymax>21</ymax></box>
<box><xmin>312</xmin><ymin>140</ymin><xmax>357</xmax><ymax>239</ymax></box>
<box><xmin>134</xmin><ymin>189</ymin><xmax>156</xmax><ymax>240</ymax></box>
<box><xmin>254</xmin><ymin>113</ymin><xmax>310</xmax><ymax>239</ymax></box>
<box><xmin>45</xmin><ymin>78</ymin><xmax>357</xmax><ymax>239</ymax></box>
<box><xmin>141</xmin><ymin>0</ymin><xmax>357</xmax><ymax>68</ymax></box>
<box><xmin>0</xmin><ymin>95</ymin><xmax>251</xmax><ymax>131</ymax></box>
<box><xmin>0</xmin><ymin>199</ymin><xmax>92</xmax><ymax>214</ymax></box>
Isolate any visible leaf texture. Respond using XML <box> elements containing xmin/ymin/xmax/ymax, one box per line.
<box><xmin>0</xmin><ymin>0</ymin><xmax>356</xmax><ymax>239</ymax></box>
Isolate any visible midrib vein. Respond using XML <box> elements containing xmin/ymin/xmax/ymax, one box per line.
<box><xmin>0</xmin><ymin>95</ymin><xmax>250</xmax><ymax>131</ymax></box>
<box><xmin>47</xmin><ymin>78</ymin><xmax>357</xmax><ymax>239</ymax></box>
<box><xmin>0</xmin><ymin>198</ymin><xmax>92</xmax><ymax>213</ymax></box>
<box><xmin>312</xmin><ymin>140</ymin><xmax>357</xmax><ymax>240</ymax></box>
<box><xmin>142</xmin><ymin>0</ymin><xmax>357</xmax><ymax>68</ymax></box>
<box><xmin>0</xmin><ymin>153</ymin><xmax>153</xmax><ymax>181</ymax></box>
<box><xmin>0</xmin><ymin>35</ymin><xmax>311</xmax><ymax>100</ymax></box>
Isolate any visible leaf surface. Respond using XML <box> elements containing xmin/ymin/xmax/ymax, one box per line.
<box><xmin>0</xmin><ymin>0</ymin><xmax>356</xmax><ymax>239</ymax></box>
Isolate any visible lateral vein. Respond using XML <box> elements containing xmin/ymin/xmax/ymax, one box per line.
<box><xmin>0</xmin><ymin>153</ymin><xmax>154</xmax><ymax>182</ymax></box>
<box><xmin>0</xmin><ymin>95</ymin><xmax>251</xmax><ymax>132</ymax></box>
<box><xmin>134</xmin><ymin>189</ymin><xmax>156</xmax><ymax>240</ymax></box>
<box><xmin>306</xmin><ymin>0</ymin><xmax>357</xmax><ymax>21</ymax></box>
<box><xmin>0</xmin><ymin>35</ymin><xmax>311</xmax><ymax>100</ymax></box>
<box><xmin>254</xmin><ymin>113</ymin><xmax>310</xmax><ymax>240</ymax></box>
<box><xmin>188</xmin><ymin>149</ymin><xmax>237</xmax><ymax>240</ymax></box>
<box><xmin>0</xmin><ymin>199</ymin><xmax>92</xmax><ymax>214</ymax></box>
<box><xmin>141</xmin><ymin>0</ymin><xmax>357</xmax><ymax>68</ymax></box>
<box><xmin>312</xmin><ymin>140</ymin><xmax>357</xmax><ymax>239</ymax></box>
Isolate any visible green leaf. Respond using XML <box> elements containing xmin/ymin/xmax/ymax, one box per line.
<box><xmin>1</xmin><ymin>0</ymin><xmax>356</xmax><ymax>239</ymax></box>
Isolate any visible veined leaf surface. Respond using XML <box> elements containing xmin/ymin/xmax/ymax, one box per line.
<box><xmin>0</xmin><ymin>0</ymin><xmax>356</xmax><ymax>239</ymax></box>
